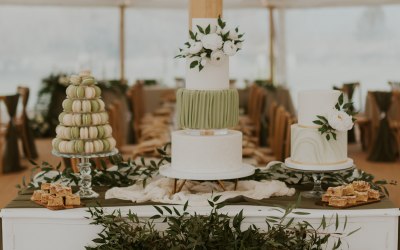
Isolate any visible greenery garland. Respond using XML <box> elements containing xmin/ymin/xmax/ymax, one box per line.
<box><xmin>18</xmin><ymin>143</ymin><xmax>395</xmax><ymax>197</ymax></box>
<box><xmin>18</xmin><ymin>144</ymin><xmax>395</xmax><ymax>249</ymax></box>
<box><xmin>85</xmin><ymin>196</ymin><xmax>359</xmax><ymax>250</ymax></box>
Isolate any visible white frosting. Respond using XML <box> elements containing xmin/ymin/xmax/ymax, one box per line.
<box><xmin>298</xmin><ymin>90</ymin><xmax>341</xmax><ymax>127</ymax></box>
<box><xmin>290</xmin><ymin>124</ymin><xmax>347</xmax><ymax>165</ymax></box>
<box><xmin>185</xmin><ymin>18</ymin><xmax>229</xmax><ymax>90</ymax></box>
<box><xmin>171</xmin><ymin>130</ymin><xmax>242</xmax><ymax>174</ymax></box>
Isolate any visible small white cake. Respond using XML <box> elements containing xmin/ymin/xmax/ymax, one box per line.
<box><xmin>286</xmin><ymin>90</ymin><xmax>353</xmax><ymax>170</ymax></box>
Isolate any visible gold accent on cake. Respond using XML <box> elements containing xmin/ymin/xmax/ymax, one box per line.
<box><xmin>289</xmin><ymin>158</ymin><xmax>348</xmax><ymax>166</ymax></box>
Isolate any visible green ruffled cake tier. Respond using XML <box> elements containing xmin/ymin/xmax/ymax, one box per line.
<box><xmin>176</xmin><ymin>88</ymin><xmax>239</xmax><ymax>129</ymax></box>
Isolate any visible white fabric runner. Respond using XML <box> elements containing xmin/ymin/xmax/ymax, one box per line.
<box><xmin>105</xmin><ymin>177</ymin><xmax>296</xmax><ymax>206</ymax></box>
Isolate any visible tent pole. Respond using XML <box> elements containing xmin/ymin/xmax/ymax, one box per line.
<box><xmin>269</xmin><ymin>6</ymin><xmax>275</xmax><ymax>84</ymax></box>
<box><xmin>189</xmin><ymin>0</ymin><xmax>222</xmax><ymax>28</ymax></box>
<box><xmin>119</xmin><ymin>5</ymin><xmax>126</xmax><ymax>84</ymax></box>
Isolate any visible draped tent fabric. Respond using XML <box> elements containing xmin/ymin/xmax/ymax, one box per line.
<box><xmin>368</xmin><ymin>91</ymin><xmax>397</xmax><ymax>162</ymax></box>
<box><xmin>2</xmin><ymin>94</ymin><xmax>24</xmax><ymax>173</ymax></box>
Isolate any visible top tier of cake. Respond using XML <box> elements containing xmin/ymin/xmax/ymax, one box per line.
<box><xmin>298</xmin><ymin>90</ymin><xmax>340</xmax><ymax>127</ymax></box>
<box><xmin>185</xmin><ymin>18</ymin><xmax>229</xmax><ymax>91</ymax></box>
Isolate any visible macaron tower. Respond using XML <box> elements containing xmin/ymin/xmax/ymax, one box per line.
<box><xmin>52</xmin><ymin>71</ymin><xmax>116</xmax><ymax>155</ymax></box>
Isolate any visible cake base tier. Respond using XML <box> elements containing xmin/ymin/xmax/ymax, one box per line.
<box><xmin>159</xmin><ymin>163</ymin><xmax>255</xmax><ymax>180</ymax></box>
<box><xmin>284</xmin><ymin>157</ymin><xmax>354</xmax><ymax>171</ymax></box>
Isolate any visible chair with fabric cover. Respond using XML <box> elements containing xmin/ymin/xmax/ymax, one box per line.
<box><xmin>16</xmin><ymin>86</ymin><xmax>39</xmax><ymax>159</ymax></box>
<box><xmin>368</xmin><ymin>91</ymin><xmax>397</xmax><ymax>162</ymax></box>
<box><xmin>1</xmin><ymin>94</ymin><xmax>24</xmax><ymax>173</ymax></box>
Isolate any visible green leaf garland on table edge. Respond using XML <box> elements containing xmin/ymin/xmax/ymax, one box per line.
<box><xmin>85</xmin><ymin>196</ymin><xmax>358</xmax><ymax>250</ymax></box>
<box><xmin>17</xmin><ymin>143</ymin><xmax>396</xmax><ymax>250</ymax></box>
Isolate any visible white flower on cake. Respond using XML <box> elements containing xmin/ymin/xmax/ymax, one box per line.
<box><xmin>223</xmin><ymin>41</ymin><xmax>237</xmax><ymax>56</ymax></box>
<box><xmin>210</xmin><ymin>50</ymin><xmax>225</xmax><ymax>65</ymax></box>
<box><xmin>189</xmin><ymin>41</ymin><xmax>203</xmax><ymax>54</ymax></box>
<box><xmin>200</xmin><ymin>58</ymin><xmax>208</xmax><ymax>67</ymax></box>
<box><xmin>313</xmin><ymin>93</ymin><xmax>357</xmax><ymax>141</ymax></box>
<box><xmin>229</xmin><ymin>29</ymin><xmax>239</xmax><ymax>40</ymax></box>
<box><xmin>175</xmin><ymin>16</ymin><xmax>244</xmax><ymax>71</ymax></box>
<box><xmin>328</xmin><ymin>109</ymin><xmax>354</xmax><ymax>132</ymax></box>
<box><xmin>201</xmin><ymin>33</ymin><xmax>223</xmax><ymax>51</ymax></box>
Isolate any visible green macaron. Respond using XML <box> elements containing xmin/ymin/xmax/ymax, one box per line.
<box><xmin>70</xmin><ymin>127</ymin><xmax>80</xmax><ymax>139</ymax></box>
<box><xmin>97</xmin><ymin>126</ymin><xmax>105</xmax><ymax>138</ymax></box>
<box><xmin>82</xmin><ymin>77</ymin><xmax>95</xmax><ymax>86</ymax></box>
<box><xmin>66</xmin><ymin>85</ymin><xmax>76</xmax><ymax>98</ymax></box>
<box><xmin>94</xmin><ymin>86</ymin><xmax>101</xmax><ymax>97</ymax></box>
<box><xmin>76</xmin><ymin>86</ymin><xmax>85</xmax><ymax>98</ymax></box>
<box><xmin>58</xmin><ymin>113</ymin><xmax>66</xmax><ymax>124</ymax></box>
<box><xmin>52</xmin><ymin>138</ymin><xmax>62</xmax><ymax>151</ymax></box>
<box><xmin>62</xmin><ymin>99</ymin><xmax>73</xmax><ymax>112</ymax></box>
<box><xmin>102</xmin><ymin>139</ymin><xmax>110</xmax><ymax>151</ymax></box>
<box><xmin>82</xmin><ymin>114</ymin><xmax>92</xmax><ymax>126</ymax></box>
<box><xmin>90</xmin><ymin>100</ymin><xmax>100</xmax><ymax>112</ymax></box>
<box><xmin>74</xmin><ymin>140</ymin><xmax>84</xmax><ymax>153</ymax></box>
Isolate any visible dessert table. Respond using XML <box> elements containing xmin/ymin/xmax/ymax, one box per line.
<box><xmin>1</xmin><ymin>187</ymin><xmax>399</xmax><ymax>250</ymax></box>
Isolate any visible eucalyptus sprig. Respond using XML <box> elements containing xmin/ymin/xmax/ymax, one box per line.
<box><xmin>313</xmin><ymin>93</ymin><xmax>357</xmax><ymax>141</ymax></box>
<box><xmin>86</xmin><ymin>196</ymin><xmax>357</xmax><ymax>250</ymax></box>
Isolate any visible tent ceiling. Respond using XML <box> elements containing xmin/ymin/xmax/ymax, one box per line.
<box><xmin>0</xmin><ymin>0</ymin><xmax>399</xmax><ymax>8</ymax></box>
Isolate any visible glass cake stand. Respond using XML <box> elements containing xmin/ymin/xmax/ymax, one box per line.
<box><xmin>52</xmin><ymin>149</ymin><xmax>118</xmax><ymax>199</ymax></box>
<box><xmin>283</xmin><ymin>160</ymin><xmax>355</xmax><ymax>199</ymax></box>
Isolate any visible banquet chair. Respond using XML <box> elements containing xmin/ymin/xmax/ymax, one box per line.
<box><xmin>16</xmin><ymin>86</ymin><xmax>38</xmax><ymax>159</ymax></box>
<box><xmin>368</xmin><ymin>91</ymin><xmax>397</xmax><ymax>162</ymax></box>
<box><xmin>283</xmin><ymin>114</ymin><xmax>296</xmax><ymax>160</ymax></box>
<box><xmin>239</xmin><ymin>84</ymin><xmax>258</xmax><ymax>126</ymax></box>
<box><xmin>253</xmin><ymin>106</ymin><xmax>288</xmax><ymax>164</ymax></box>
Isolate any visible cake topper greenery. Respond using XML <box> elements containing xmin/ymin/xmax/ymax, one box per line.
<box><xmin>175</xmin><ymin>16</ymin><xmax>244</xmax><ymax>71</ymax></box>
<box><xmin>313</xmin><ymin>93</ymin><xmax>357</xmax><ymax>141</ymax></box>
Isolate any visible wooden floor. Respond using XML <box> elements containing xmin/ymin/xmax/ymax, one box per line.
<box><xmin>0</xmin><ymin>139</ymin><xmax>399</xmax><ymax>208</ymax></box>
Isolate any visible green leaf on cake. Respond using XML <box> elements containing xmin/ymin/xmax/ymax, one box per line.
<box><xmin>316</xmin><ymin>115</ymin><xmax>328</xmax><ymax>123</ymax></box>
<box><xmin>335</xmin><ymin>103</ymin><xmax>341</xmax><ymax>110</ymax></box>
<box><xmin>313</xmin><ymin>120</ymin><xmax>324</xmax><ymax>125</ymax></box>
<box><xmin>218</xmin><ymin>16</ymin><xmax>224</xmax><ymax>28</ymax></box>
<box><xmin>197</xmin><ymin>25</ymin><xmax>205</xmax><ymax>34</ymax></box>
<box><xmin>190</xmin><ymin>60</ymin><xmax>199</xmax><ymax>69</ymax></box>
<box><xmin>189</xmin><ymin>30</ymin><xmax>196</xmax><ymax>40</ymax></box>
<box><xmin>205</xmin><ymin>24</ymin><xmax>211</xmax><ymax>34</ymax></box>
<box><xmin>338</xmin><ymin>93</ymin><xmax>344</xmax><ymax>105</ymax></box>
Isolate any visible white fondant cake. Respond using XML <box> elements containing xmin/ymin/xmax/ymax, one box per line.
<box><xmin>290</xmin><ymin>124</ymin><xmax>347</xmax><ymax>164</ymax></box>
<box><xmin>185</xmin><ymin>57</ymin><xmax>229</xmax><ymax>90</ymax></box>
<box><xmin>160</xmin><ymin>17</ymin><xmax>254</xmax><ymax>180</ymax></box>
<box><xmin>298</xmin><ymin>90</ymin><xmax>340</xmax><ymax>127</ymax></box>
<box><xmin>286</xmin><ymin>90</ymin><xmax>353</xmax><ymax>170</ymax></box>
<box><xmin>171</xmin><ymin>130</ymin><xmax>242</xmax><ymax>174</ymax></box>
<box><xmin>185</xmin><ymin>18</ymin><xmax>229</xmax><ymax>91</ymax></box>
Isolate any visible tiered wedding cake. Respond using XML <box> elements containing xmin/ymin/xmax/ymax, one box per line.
<box><xmin>52</xmin><ymin>71</ymin><xmax>116</xmax><ymax>155</ymax></box>
<box><xmin>160</xmin><ymin>17</ymin><xmax>254</xmax><ymax>180</ymax></box>
<box><xmin>285</xmin><ymin>90</ymin><xmax>354</xmax><ymax>171</ymax></box>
